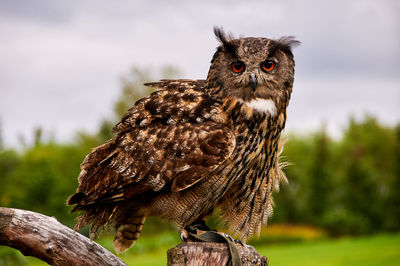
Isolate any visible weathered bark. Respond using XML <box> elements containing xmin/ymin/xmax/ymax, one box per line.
<box><xmin>0</xmin><ymin>207</ymin><xmax>127</xmax><ymax>266</ymax></box>
<box><xmin>167</xmin><ymin>242</ymin><xmax>268</xmax><ymax>266</ymax></box>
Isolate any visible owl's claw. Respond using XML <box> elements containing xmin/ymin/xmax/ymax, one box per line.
<box><xmin>220</xmin><ymin>232</ymin><xmax>247</xmax><ymax>247</ymax></box>
<box><xmin>180</xmin><ymin>224</ymin><xmax>243</xmax><ymax>265</ymax></box>
<box><xmin>220</xmin><ymin>232</ymin><xmax>235</xmax><ymax>242</ymax></box>
<box><xmin>180</xmin><ymin>228</ymin><xmax>189</xmax><ymax>242</ymax></box>
<box><xmin>182</xmin><ymin>220</ymin><xmax>246</xmax><ymax>247</ymax></box>
<box><xmin>181</xmin><ymin>220</ymin><xmax>214</xmax><ymax>242</ymax></box>
<box><xmin>234</xmin><ymin>238</ymin><xmax>246</xmax><ymax>247</ymax></box>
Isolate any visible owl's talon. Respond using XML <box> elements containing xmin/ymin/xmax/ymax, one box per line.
<box><xmin>220</xmin><ymin>232</ymin><xmax>235</xmax><ymax>242</ymax></box>
<box><xmin>234</xmin><ymin>239</ymin><xmax>245</xmax><ymax>246</ymax></box>
<box><xmin>180</xmin><ymin>229</ymin><xmax>189</xmax><ymax>242</ymax></box>
<box><xmin>220</xmin><ymin>232</ymin><xmax>246</xmax><ymax>246</ymax></box>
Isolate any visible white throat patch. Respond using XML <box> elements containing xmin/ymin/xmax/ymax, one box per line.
<box><xmin>243</xmin><ymin>98</ymin><xmax>278</xmax><ymax>116</ymax></box>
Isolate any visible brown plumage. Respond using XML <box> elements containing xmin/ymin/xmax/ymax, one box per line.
<box><xmin>67</xmin><ymin>27</ymin><xmax>299</xmax><ymax>253</ymax></box>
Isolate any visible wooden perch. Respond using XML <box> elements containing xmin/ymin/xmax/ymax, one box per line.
<box><xmin>0</xmin><ymin>207</ymin><xmax>268</xmax><ymax>265</ymax></box>
<box><xmin>0</xmin><ymin>207</ymin><xmax>127</xmax><ymax>266</ymax></box>
<box><xmin>167</xmin><ymin>242</ymin><xmax>268</xmax><ymax>266</ymax></box>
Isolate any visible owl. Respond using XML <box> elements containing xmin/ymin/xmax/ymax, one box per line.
<box><xmin>67</xmin><ymin>27</ymin><xmax>299</xmax><ymax>253</ymax></box>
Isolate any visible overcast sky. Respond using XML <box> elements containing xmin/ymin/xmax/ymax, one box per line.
<box><xmin>0</xmin><ymin>0</ymin><xmax>399</xmax><ymax>147</ymax></box>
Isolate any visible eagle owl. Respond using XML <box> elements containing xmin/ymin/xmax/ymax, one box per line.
<box><xmin>67</xmin><ymin>27</ymin><xmax>299</xmax><ymax>253</ymax></box>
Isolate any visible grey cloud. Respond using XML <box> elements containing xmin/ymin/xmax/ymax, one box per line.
<box><xmin>0</xmin><ymin>0</ymin><xmax>79</xmax><ymax>23</ymax></box>
<box><xmin>0</xmin><ymin>0</ymin><xmax>399</xmax><ymax>146</ymax></box>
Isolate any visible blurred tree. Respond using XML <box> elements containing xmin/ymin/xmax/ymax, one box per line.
<box><xmin>98</xmin><ymin>119</ymin><xmax>115</xmax><ymax>142</ymax></box>
<box><xmin>33</xmin><ymin>127</ymin><xmax>43</xmax><ymax>147</ymax></box>
<box><xmin>0</xmin><ymin>119</ymin><xmax>3</xmax><ymax>150</ymax></box>
<box><xmin>329</xmin><ymin>116</ymin><xmax>396</xmax><ymax>235</ymax></box>
<box><xmin>271</xmin><ymin>135</ymin><xmax>314</xmax><ymax>223</ymax></box>
<box><xmin>0</xmin><ymin>149</ymin><xmax>20</xmax><ymax>207</ymax></box>
<box><xmin>385</xmin><ymin>123</ymin><xmax>400</xmax><ymax>231</ymax></box>
<box><xmin>8</xmin><ymin>143</ymin><xmax>84</xmax><ymax>226</ymax></box>
<box><xmin>272</xmin><ymin>116</ymin><xmax>398</xmax><ymax>236</ymax></box>
<box><xmin>308</xmin><ymin>128</ymin><xmax>332</xmax><ymax>224</ymax></box>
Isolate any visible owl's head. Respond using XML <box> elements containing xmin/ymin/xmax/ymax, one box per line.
<box><xmin>207</xmin><ymin>27</ymin><xmax>300</xmax><ymax>115</ymax></box>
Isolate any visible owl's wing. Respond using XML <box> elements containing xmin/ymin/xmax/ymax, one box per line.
<box><xmin>68</xmin><ymin>80</ymin><xmax>235</xmax><ymax>207</ymax></box>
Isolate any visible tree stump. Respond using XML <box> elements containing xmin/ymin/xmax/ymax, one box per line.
<box><xmin>167</xmin><ymin>242</ymin><xmax>268</xmax><ymax>266</ymax></box>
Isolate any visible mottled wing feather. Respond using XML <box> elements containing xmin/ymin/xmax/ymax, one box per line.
<box><xmin>68</xmin><ymin>79</ymin><xmax>235</xmax><ymax>208</ymax></box>
<box><xmin>171</xmin><ymin>125</ymin><xmax>234</xmax><ymax>191</ymax></box>
<box><xmin>113</xmin><ymin>79</ymin><xmax>207</xmax><ymax>134</ymax></box>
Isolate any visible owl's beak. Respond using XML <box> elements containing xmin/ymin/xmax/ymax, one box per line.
<box><xmin>249</xmin><ymin>73</ymin><xmax>258</xmax><ymax>91</ymax></box>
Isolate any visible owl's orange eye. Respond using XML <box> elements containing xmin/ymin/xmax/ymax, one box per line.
<box><xmin>261</xmin><ymin>60</ymin><xmax>276</xmax><ymax>72</ymax></box>
<box><xmin>231</xmin><ymin>61</ymin><xmax>245</xmax><ymax>73</ymax></box>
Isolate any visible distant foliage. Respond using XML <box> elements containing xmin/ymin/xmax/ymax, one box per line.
<box><xmin>272</xmin><ymin>116</ymin><xmax>400</xmax><ymax>235</ymax></box>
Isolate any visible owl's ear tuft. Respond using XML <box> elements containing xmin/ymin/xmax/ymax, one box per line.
<box><xmin>278</xmin><ymin>36</ymin><xmax>301</xmax><ymax>49</ymax></box>
<box><xmin>214</xmin><ymin>26</ymin><xmax>237</xmax><ymax>56</ymax></box>
<box><xmin>274</xmin><ymin>36</ymin><xmax>301</xmax><ymax>56</ymax></box>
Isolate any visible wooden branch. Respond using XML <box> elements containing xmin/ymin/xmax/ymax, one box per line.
<box><xmin>0</xmin><ymin>207</ymin><xmax>127</xmax><ymax>266</ymax></box>
<box><xmin>167</xmin><ymin>242</ymin><xmax>268</xmax><ymax>266</ymax></box>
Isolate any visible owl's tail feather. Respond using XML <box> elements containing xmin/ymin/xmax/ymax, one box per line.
<box><xmin>113</xmin><ymin>215</ymin><xmax>147</xmax><ymax>254</ymax></box>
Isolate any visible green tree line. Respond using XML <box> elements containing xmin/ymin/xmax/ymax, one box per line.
<box><xmin>0</xmin><ymin>67</ymin><xmax>399</xmax><ymax>236</ymax></box>
<box><xmin>271</xmin><ymin>117</ymin><xmax>400</xmax><ymax>235</ymax></box>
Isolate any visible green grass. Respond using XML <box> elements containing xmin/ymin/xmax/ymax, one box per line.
<box><xmin>4</xmin><ymin>232</ymin><xmax>399</xmax><ymax>265</ymax></box>
<box><xmin>258</xmin><ymin>233</ymin><xmax>400</xmax><ymax>266</ymax></box>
